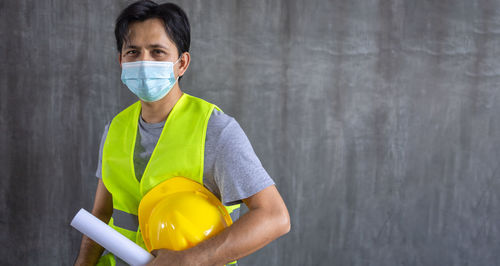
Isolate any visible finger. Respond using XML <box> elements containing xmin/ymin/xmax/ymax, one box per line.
<box><xmin>151</xmin><ymin>249</ymin><xmax>158</xmax><ymax>256</ymax></box>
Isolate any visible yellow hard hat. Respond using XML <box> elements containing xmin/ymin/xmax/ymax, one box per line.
<box><xmin>138</xmin><ymin>177</ymin><xmax>233</xmax><ymax>252</ymax></box>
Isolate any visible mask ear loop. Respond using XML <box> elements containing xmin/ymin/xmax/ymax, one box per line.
<box><xmin>173</xmin><ymin>54</ymin><xmax>183</xmax><ymax>83</ymax></box>
<box><xmin>174</xmin><ymin>53</ymin><xmax>183</xmax><ymax>65</ymax></box>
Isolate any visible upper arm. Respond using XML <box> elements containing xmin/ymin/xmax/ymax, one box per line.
<box><xmin>242</xmin><ymin>185</ymin><xmax>290</xmax><ymax>232</ymax></box>
<box><xmin>211</xmin><ymin>116</ymin><xmax>275</xmax><ymax>206</ymax></box>
<box><xmin>93</xmin><ymin>123</ymin><xmax>113</xmax><ymax>221</ymax></box>
<box><xmin>91</xmin><ymin>179</ymin><xmax>113</xmax><ymax>222</ymax></box>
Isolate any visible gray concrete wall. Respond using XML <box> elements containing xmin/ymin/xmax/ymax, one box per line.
<box><xmin>1</xmin><ymin>0</ymin><xmax>500</xmax><ymax>265</ymax></box>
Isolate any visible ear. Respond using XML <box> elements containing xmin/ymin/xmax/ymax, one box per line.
<box><xmin>118</xmin><ymin>52</ymin><xmax>122</xmax><ymax>67</ymax></box>
<box><xmin>177</xmin><ymin>52</ymin><xmax>191</xmax><ymax>77</ymax></box>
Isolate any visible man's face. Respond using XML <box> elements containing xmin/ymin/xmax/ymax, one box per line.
<box><xmin>119</xmin><ymin>18</ymin><xmax>180</xmax><ymax>65</ymax></box>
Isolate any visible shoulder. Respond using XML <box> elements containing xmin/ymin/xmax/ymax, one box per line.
<box><xmin>207</xmin><ymin>109</ymin><xmax>236</xmax><ymax>131</ymax></box>
<box><xmin>206</xmin><ymin>109</ymin><xmax>247</xmax><ymax>147</ymax></box>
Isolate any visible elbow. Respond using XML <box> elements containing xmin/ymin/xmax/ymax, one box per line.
<box><xmin>282</xmin><ymin>212</ymin><xmax>291</xmax><ymax>235</ymax></box>
<box><xmin>276</xmin><ymin>207</ymin><xmax>291</xmax><ymax>237</ymax></box>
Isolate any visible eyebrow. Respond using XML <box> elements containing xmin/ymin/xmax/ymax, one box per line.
<box><xmin>124</xmin><ymin>44</ymin><xmax>169</xmax><ymax>50</ymax></box>
<box><xmin>149</xmin><ymin>44</ymin><xmax>168</xmax><ymax>49</ymax></box>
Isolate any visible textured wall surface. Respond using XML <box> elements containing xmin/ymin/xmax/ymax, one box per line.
<box><xmin>1</xmin><ymin>0</ymin><xmax>500</xmax><ymax>265</ymax></box>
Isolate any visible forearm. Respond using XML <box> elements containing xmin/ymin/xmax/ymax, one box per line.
<box><xmin>149</xmin><ymin>185</ymin><xmax>290</xmax><ymax>266</ymax></box>
<box><xmin>74</xmin><ymin>210</ymin><xmax>111</xmax><ymax>266</ymax></box>
<box><xmin>75</xmin><ymin>180</ymin><xmax>113</xmax><ymax>265</ymax></box>
<box><xmin>186</xmin><ymin>205</ymin><xmax>290</xmax><ymax>265</ymax></box>
<box><xmin>74</xmin><ymin>234</ymin><xmax>105</xmax><ymax>266</ymax></box>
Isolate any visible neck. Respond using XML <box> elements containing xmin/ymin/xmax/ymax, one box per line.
<box><xmin>140</xmin><ymin>84</ymin><xmax>183</xmax><ymax>123</ymax></box>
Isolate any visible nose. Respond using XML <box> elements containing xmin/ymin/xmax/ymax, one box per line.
<box><xmin>137</xmin><ymin>49</ymin><xmax>154</xmax><ymax>61</ymax></box>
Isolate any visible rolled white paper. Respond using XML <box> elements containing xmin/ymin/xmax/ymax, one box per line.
<box><xmin>71</xmin><ymin>208</ymin><xmax>154</xmax><ymax>266</ymax></box>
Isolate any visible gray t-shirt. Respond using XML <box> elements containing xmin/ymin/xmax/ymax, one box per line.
<box><xmin>96</xmin><ymin>109</ymin><xmax>274</xmax><ymax>211</ymax></box>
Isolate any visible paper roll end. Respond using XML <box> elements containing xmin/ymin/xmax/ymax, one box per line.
<box><xmin>70</xmin><ymin>208</ymin><xmax>87</xmax><ymax>228</ymax></box>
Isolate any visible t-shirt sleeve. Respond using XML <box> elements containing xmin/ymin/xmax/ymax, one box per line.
<box><xmin>213</xmin><ymin>117</ymin><xmax>275</xmax><ymax>206</ymax></box>
<box><xmin>95</xmin><ymin>123</ymin><xmax>110</xmax><ymax>179</ymax></box>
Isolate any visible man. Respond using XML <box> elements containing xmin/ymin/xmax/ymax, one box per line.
<box><xmin>74</xmin><ymin>1</ymin><xmax>290</xmax><ymax>265</ymax></box>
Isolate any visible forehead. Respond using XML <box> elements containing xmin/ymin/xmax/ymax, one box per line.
<box><xmin>125</xmin><ymin>18</ymin><xmax>174</xmax><ymax>48</ymax></box>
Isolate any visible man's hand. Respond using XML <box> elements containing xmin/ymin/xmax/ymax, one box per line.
<box><xmin>146</xmin><ymin>249</ymin><xmax>194</xmax><ymax>266</ymax></box>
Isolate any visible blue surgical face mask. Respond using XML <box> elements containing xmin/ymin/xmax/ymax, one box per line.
<box><xmin>120</xmin><ymin>58</ymin><xmax>181</xmax><ymax>102</ymax></box>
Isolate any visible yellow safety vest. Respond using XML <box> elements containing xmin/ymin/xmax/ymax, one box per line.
<box><xmin>98</xmin><ymin>93</ymin><xmax>239</xmax><ymax>265</ymax></box>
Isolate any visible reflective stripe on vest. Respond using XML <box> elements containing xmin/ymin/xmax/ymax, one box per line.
<box><xmin>112</xmin><ymin>208</ymin><xmax>138</xmax><ymax>231</ymax></box>
<box><xmin>99</xmin><ymin>93</ymin><xmax>239</xmax><ymax>265</ymax></box>
<box><xmin>111</xmin><ymin>206</ymin><xmax>241</xmax><ymax>234</ymax></box>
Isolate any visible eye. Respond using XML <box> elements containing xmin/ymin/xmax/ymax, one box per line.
<box><xmin>153</xmin><ymin>49</ymin><xmax>165</xmax><ymax>55</ymax></box>
<box><xmin>126</xmin><ymin>50</ymin><xmax>138</xmax><ymax>55</ymax></box>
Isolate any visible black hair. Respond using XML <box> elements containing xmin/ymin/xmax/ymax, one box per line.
<box><xmin>114</xmin><ymin>0</ymin><xmax>190</xmax><ymax>58</ymax></box>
